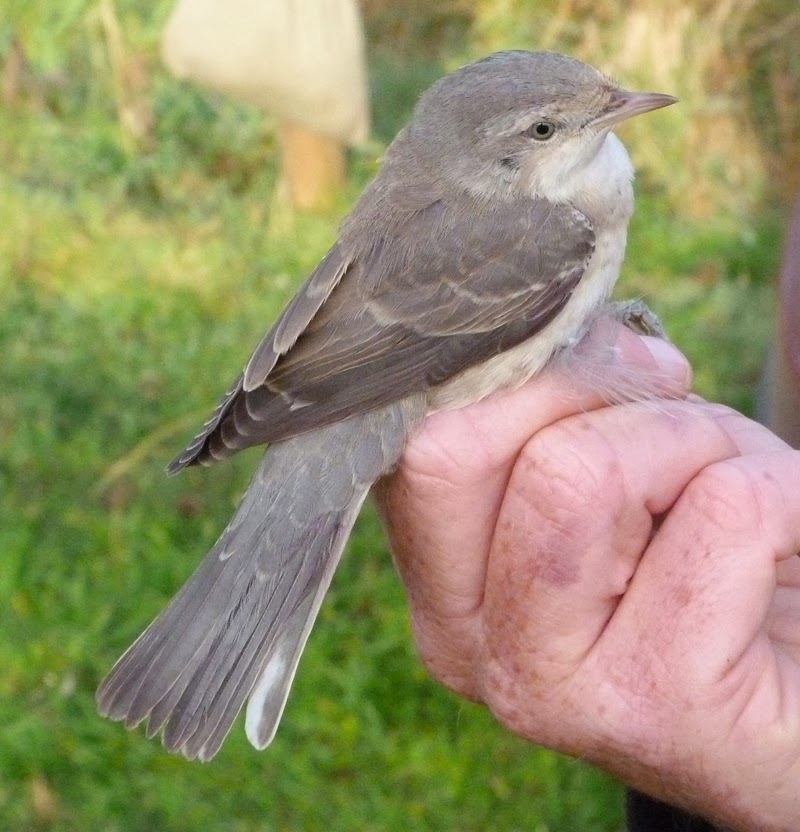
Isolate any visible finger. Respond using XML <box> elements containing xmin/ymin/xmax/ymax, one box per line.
<box><xmin>408</xmin><ymin>324</ymin><xmax>691</xmax><ymax>486</ymax></box>
<box><xmin>700</xmin><ymin>402</ymin><xmax>792</xmax><ymax>455</ymax></box>
<box><xmin>620</xmin><ymin>449</ymin><xmax>800</xmax><ymax>685</ymax></box>
<box><xmin>701</xmin><ymin>405</ymin><xmax>799</xmax><ymax>590</ymax></box>
<box><xmin>481</xmin><ymin>400</ymin><xmax>743</xmax><ymax>704</ymax></box>
<box><xmin>674</xmin><ymin>403</ymin><xmax>800</xmax><ymax>587</ymax></box>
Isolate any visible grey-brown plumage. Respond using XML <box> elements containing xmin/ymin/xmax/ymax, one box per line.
<box><xmin>98</xmin><ymin>403</ymin><xmax>421</xmax><ymax>760</ymax></box>
<box><xmin>170</xmin><ymin>197</ymin><xmax>594</xmax><ymax>467</ymax></box>
<box><xmin>97</xmin><ymin>50</ymin><xmax>676</xmax><ymax>760</ymax></box>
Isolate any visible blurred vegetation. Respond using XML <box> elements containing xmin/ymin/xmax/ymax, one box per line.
<box><xmin>0</xmin><ymin>0</ymin><xmax>796</xmax><ymax>829</ymax></box>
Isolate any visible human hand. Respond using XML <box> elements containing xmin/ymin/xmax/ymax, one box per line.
<box><xmin>375</xmin><ymin>323</ymin><xmax>800</xmax><ymax>831</ymax></box>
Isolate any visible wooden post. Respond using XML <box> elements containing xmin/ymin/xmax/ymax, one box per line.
<box><xmin>278</xmin><ymin>122</ymin><xmax>346</xmax><ymax>212</ymax></box>
<box><xmin>99</xmin><ymin>0</ymin><xmax>154</xmax><ymax>152</ymax></box>
<box><xmin>2</xmin><ymin>36</ymin><xmax>25</xmax><ymax>105</ymax></box>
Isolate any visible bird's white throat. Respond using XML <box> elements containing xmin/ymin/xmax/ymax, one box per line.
<box><xmin>530</xmin><ymin>132</ymin><xmax>635</xmax><ymax>230</ymax></box>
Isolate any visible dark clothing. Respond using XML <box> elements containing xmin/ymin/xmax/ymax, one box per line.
<box><xmin>627</xmin><ymin>790</ymin><xmax>719</xmax><ymax>831</ymax></box>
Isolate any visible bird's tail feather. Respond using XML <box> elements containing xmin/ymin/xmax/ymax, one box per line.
<box><xmin>96</xmin><ymin>399</ymin><xmax>422</xmax><ymax>761</ymax></box>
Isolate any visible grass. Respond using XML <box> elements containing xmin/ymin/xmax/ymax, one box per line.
<box><xmin>0</xmin><ymin>3</ymin><xmax>787</xmax><ymax>830</ymax></box>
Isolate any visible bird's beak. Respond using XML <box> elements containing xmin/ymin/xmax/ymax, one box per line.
<box><xmin>591</xmin><ymin>90</ymin><xmax>678</xmax><ymax>130</ymax></box>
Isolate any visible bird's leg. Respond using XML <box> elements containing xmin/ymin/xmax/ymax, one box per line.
<box><xmin>608</xmin><ymin>299</ymin><xmax>667</xmax><ymax>340</ymax></box>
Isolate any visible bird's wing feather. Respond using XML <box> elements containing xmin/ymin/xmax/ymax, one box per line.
<box><xmin>174</xmin><ymin>196</ymin><xmax>595</xmax><ymax>467</ymax></box>
<box><xmin>97</xmin><ymin>401</ymin><xmax>422</xmax><ymax>760</ymax></box>
<box><xmin>167</xmin><ymin>244</ymin><xmax>351</xmax><ymax>473</ymax></box>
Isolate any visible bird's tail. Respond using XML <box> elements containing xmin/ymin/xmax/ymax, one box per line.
<box><xmin>96</xmin><ymin>399</ymin><xmax>422</xmax><ymax>761</ymax></box>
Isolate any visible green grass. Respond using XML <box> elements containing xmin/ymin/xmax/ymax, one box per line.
<box><xmin>0</xmin><ymin>6</ymin><xmax>783</xmax><ymax>831</ymax></box>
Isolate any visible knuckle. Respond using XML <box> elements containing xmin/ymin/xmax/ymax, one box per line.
<box><xmin>410</xmin><ymin>613</ymin><xmax>481</xmax><ymax>700</ymax></box>
<box><xmin>481</xmin><ymin>660</ymin><xmax>535</xmax><ymax>737</ymax></box>
<box><xmin>480</xmin><ymin>658</ymin><xmax>569</xmax><ymax>745</ymax></box>
<box><xmin>401</xmin><ymin>419</ymin><xmax>494</xmax><ymax>492</ymax></box>
<box><xmin>515</xmin><ymin>418</ymin><xmax>625</xmax><ymax>521</ymax></box>
<box><xmin>681</xmin><ymin>461</ymin><xmax>759</xmax><ymax>534</ymax></box>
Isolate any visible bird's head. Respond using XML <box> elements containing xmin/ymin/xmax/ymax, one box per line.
<box><xmin>401</xmin><ymin>51</ymin><xmax>676</xmax><ymax>202</ymax></box>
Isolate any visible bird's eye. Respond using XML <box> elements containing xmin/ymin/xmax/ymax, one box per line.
<box><xmin>523</xmin><ymin>121</ymin><xmax>556</xmax><ymax>140</ymax></box>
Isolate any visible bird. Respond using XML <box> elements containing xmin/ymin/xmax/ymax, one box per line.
<box><xmin>96</xmin><ymin>50</ymin><xmax>676</xmax><ymax>761</ymax></box>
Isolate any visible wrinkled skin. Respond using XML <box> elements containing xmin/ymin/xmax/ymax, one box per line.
<box><xmin>375</xmin><ymin>324</ymin><xmax>800</xmax><ymax>832</ymax></box>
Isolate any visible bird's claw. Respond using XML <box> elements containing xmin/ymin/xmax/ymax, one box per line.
<box><xmin>609</xmin><ymin>299</ymin><xmax>667</xmax><ymax>340</ymax></box>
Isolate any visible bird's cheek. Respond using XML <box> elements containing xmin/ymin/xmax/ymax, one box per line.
<box><xmin>523</xmin><ymin>142</ymin><xmax>581</xmax><ymax>200</ymax></box>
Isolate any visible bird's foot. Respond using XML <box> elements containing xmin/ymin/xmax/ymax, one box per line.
<box><xmin>608</xmin><ymin>299</ymin><xmax>667</xmax><ymax>340</ymax></box>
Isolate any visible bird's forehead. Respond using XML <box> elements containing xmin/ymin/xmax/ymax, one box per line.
<box><xmin>416</xmin><ymin>50</ymin><xmax>616</xmax><ymax>127</ymax></box>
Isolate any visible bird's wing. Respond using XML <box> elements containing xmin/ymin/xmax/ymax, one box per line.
<box><xmin>172</xmin><ymin>196</ymin><xmax>595</xmax><ymax>468</ymax></box>
<box><xmin>167</xmin><ymin>244</ymin><xmax>351</xmax><ymax>473</ymax></box>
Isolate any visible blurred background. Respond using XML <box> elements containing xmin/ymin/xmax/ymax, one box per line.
<box><xmin>1</xmin><ymin>1</ymin><xmax>799</xmax><ymax>829</ymax></box>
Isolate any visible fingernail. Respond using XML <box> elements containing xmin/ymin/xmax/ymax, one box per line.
<box><xmin>641</xmin><ymin>336</ymin><xmax>692</xmax><ymax>384</ymax></box>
